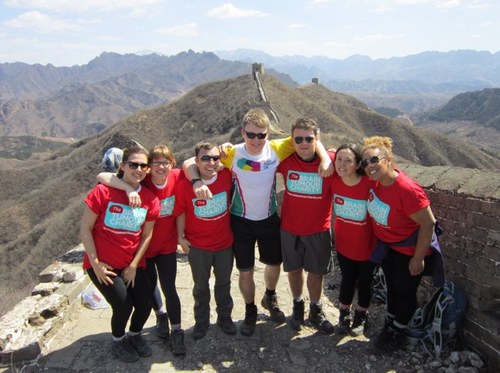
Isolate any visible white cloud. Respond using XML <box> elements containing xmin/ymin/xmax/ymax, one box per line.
<box><xmin>436</xmin><ymin>0</ymin><xmax>461</xmax><ymax>9</ymax></box>
<box><xmin>157</xmin><ymin>23</ymin><xmax>198</xmax><ymax>37</ymax></box>
<box><xmin>354</xmin><ymin>33</ymin><xmax>403</xmax><ymax>42</ymax></box>
<box><xmin>4</xmin><ymin>11</ymin><xmax>79</xmax><ymax>32</ymax></box>
<box><xmin>396</xmin><ymin>0</ymin><xmax>430</xmax><ymax>4</ymax></box>
<box><xmin>4</xmin><ymin>0</ymin><xmax>162</xmax><ymax>12</ymax></box>
<box><xmin>207</xmin><ymin>3</ymin><xmax>269</xmax><ymax>19</ymax></box>
<box><xmin>289</xmin><ymin>23</ymin><xmax>307</xmax><ymax>29</ymax></box>
<box><xmin>309</xmin><ymin>0</ymin><xmax>330</xmax><ymax>4</ymax></box>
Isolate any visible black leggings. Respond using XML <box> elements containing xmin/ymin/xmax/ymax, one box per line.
<box><xmin>382</xmin><ymin>249</ymin><xmax>424</xmax><ymax>326</ymax></box>
<box><xmin>87</xmin><ymin>267</ymin><xmax>152</xmax><ymax>338</ymax></box>
<box><xmin>337</xmin><ymin>252</ymin><xmax>376</xmax><ymax>309</ymax></box>
<box><xmin>146</xmin><ymin>253</ymin><xmax>181</xmax><ymax>325</ymax></box>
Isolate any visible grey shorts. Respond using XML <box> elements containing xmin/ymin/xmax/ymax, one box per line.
<box><xmin>280</xmin><ymin>229</ymin><xmax>332</xmax><ymax>275</ymax></box>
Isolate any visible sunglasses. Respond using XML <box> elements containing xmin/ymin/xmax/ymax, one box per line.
<box><xmin>150</xmin><ymin>160</ymin><xmax>172</xmax><ymax>167</ymax></box>
<box><xmin>125</xmin><ymin>161</ymin><xmax>149</xmax><ymax>171</ymax></box>
<box><xmin>360</xmin><ymin>156</ymin><xmax>386</xmax><ymax>169</ymax></box>
<box><xmin>294</xmin><ymin>136</ymin><xmax>315</xmax><ymax>144</ymax></box>
<box><xmin>245</xmin><ymin>131</ymin><xmax>267</xmax><ymax>140</ymax></box>
<box><xmin>199</xmin><ymin>155</ymin><xmax>221</xmax><ymax>162</ymax></box>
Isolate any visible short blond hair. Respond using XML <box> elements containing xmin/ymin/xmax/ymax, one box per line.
<box><xmin>362</xmin><ymin>136</ymin><xmax>393</xmax><ymax>157</ymax></box>
<box><xmin>242</xmin><ymin>108</ymin><xmax>271</xmax><ymax>130</ymax></box>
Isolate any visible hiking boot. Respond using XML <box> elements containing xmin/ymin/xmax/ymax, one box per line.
<box><xmin>289</xmin><ymin>299</ymin><xmax>305</xmax><ymax>331</ymax></box>
<box><xmin>351</xmin><ymin>310</ymin><xmax>368</xmax><ymax>336</ymax></box>
<box><xmin>239</xmin><ymin>304</ymin><xmax>258</xmax><ymax>336</ymax></box>
<box><xmin>309</xmin><ymin>303</ymin><xmax>334</xmax><ymax>334</ymax></box>
<box><xmin>112</xmin><ymin>338</ymin><xmax>139</xmax><ymax>363</ymax></box>
<box><xmin>192</xmin><ymin>322</ymin><xmax>209</xmax><ymax>340</ymax></box>
<box><xmin>373</xmin><ymin>324</ymin><xmax>407</xmax><ymax>353</ymax></box>
<box><xmin>335</xmin><ymin>308</ymin><xmax>352</xmax><ymax>335</ymax></box>
<box><xmin>217</xmin><ymin>316</ymin><xmax>237</xmax><ymax>335</ymax></box>
<box><xmin>170</xmin><ymin>329</ymin><xmax>186</xmax><ymax>356</ymax></box>
<box><xmin>155</xmin><ymin>313</ymin><xmax>170</xmax><ymax>340</ymax></box>
<box><xmin>127</xmin><ymin>333</ymin><xmax>152</xmax><ymax>357</ymax></box>
<box><xmin>261</xmin><ymin>293</ymin><xmax>286</xmax><ymax>323</ymax></box>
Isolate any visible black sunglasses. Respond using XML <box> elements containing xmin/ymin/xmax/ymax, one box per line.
<box><xmin>360</xmin><ymin>156</ymin><xmax>386</xmax><ymax>169</ymax></box>
<box><xmin>245</xmin><ymin>131</ymin><xmax>267</xmax><ymax>140</ymax></box>
<box><xmin>200</xmin><ymin>155</ymin><xmax>221</xmax><ymax>162</ymax></box>
<box><xmin>125</xmin><ymin>161</ymin><xmax>149</xmax><ymax>171</ymax></box>
<box><xmin>294</xmin><ymin>136</ymin><xmax>315</xmax><ymax>144</ymax></box>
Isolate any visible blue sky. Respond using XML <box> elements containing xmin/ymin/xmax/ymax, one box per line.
<box><xmin>0</xmin><ymin>0</ymin><xmax>498</xmax><ymax>67</ymax></box>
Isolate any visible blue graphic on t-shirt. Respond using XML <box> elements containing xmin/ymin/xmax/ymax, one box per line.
<box><xmin>159</xmin><ymin>195</ymin><xmax>175</xmax><ymax>217</ymax></box>
<box><xmin>286</xmin><ymin>171</ymin><xmax>322</xmax><ymax>195</ymax></box>
<box><xmin>366</xmin><ymin>189</ymin><xmax>390</xmax><ymax>226</ymax></box>
<box><xmin>333</xmin><ymin>195</ymin><xmax>367</xmax><ymax>221</ymax></box>
<box><xmin>105</xmin><ymin>202</ymin><xmax>147</xmax><ymax>232</ymax></box>
<box><xmin>193</xmin><ymin>191</ymin><xmax>227</xmax><ymax>218</ymax></box>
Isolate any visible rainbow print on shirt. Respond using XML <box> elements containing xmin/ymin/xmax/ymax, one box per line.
<box><xmin>237</xmin><ymin>158</ymin><xmax>261</xmax><ymax>172</ymax></box>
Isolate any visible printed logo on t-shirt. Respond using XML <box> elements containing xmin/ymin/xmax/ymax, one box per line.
<box><xmin>286</xmin><ymin>171</ymin><xmax>322</xmax><ymax>195</ymax></box>
<box><xmin>367</xmin><ymin>189</ymin><xmax>389</xmax><ymax>226</ymax></box>
<box><xmin>236</xmin><ymin>158</ymin><xmax>278</xmax><ymax>172</ymax></box>
<box><xmin>159</xmin><ymin>195</ymin><xmax>175</xmax><ymax>217</ymax></box>
<box><xmin>105</xmin><ymin>202</ymin><xmax>147</xmax><ymax>232</ymax></box>
<box><xmin>334</xmin><ymin>195</ymin><xmax>367</xmax><ymax>221</ymax></box>
<box><xmin>192</xmin><ymin>191</ymin><xmax>228</xmax><ymax>218</ymax></box>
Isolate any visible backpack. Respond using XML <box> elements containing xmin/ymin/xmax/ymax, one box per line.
<box><xmin>406</xmin><ymin>281</ymin><xmax>467</xmax><ymax>358</ymax></box>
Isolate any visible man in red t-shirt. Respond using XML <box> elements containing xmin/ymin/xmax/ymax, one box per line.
<box><xmin>174</xmin><ymin>142</ymin><xmax>236</xmax><ymax>340</ymax></box>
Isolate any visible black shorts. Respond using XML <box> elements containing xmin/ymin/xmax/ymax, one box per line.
<box><xmin>231</xmin><ymin>213</ymin><xmax>282</xmax><ymax>270</ymax></box>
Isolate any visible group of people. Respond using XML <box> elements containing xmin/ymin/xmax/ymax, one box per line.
<box><xmin>80</xmin><ymin>108</ymin><xmax>443</xmax><ymax>363</ymax></box>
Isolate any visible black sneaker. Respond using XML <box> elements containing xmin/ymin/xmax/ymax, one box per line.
<box><xmin>156</xmin><ymin>313</ymin><xmax>170</xmax><ymax>340</ymax></box>
<box><xmin>127</xmin><ymin>333</ymin><xmax>152</xmax><ymax>357</ymax></box>
<box><xmin>239</xmin><ymin>304</ymin><xmax>258</xmax><ymax>336</ymax></box>
<box><xmin>192</xmin><ymin>322</ymin><xmax>209</xmax><ymax>340</ymax></box>
<box><xmin>217</xmin><ymin>316</ymin><xmax>237</xmax><ymax>335</ymax></box>
<box><xmin>373</xmin><ymin>324</ymin><xmax>407</xmax><ymax>353</ymax></box>
<box><xmin>261</xmin><ymin>293</ymin><xmax>286</xmax><ymax>323</ymax></box>
<box><xmin>309</xmin><ymin>303</ymin><xmax>334</xmax><ymax>334</ymax></box>
<box><xmin>112</xmin><ymin>338</ymin><xmax>139</xmax><ymax>363</ymax></box>
<box><xmin>170</xmin><ymin>329</ymin><xmax>186</xmax><ymax>356</ymax></box>
<box><xmin>335</xmin><ymin>308</ymin><xmax>351</xmax><ymax>335</ymax></box>
<box><xmin>289</xmin><ymin>299</ymin><xmax>305</xmax><ymax>331</ymax></box>
<box><xmin>351</xmin><ymin>310</ymin><xmax>368</xmax><ymax>336</ymax></box>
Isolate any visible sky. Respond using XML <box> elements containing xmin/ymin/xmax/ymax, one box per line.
<box><xmin>0</xmin><ymin>0</ymin><xmax>498</xmax><ymax>67</ymax></box>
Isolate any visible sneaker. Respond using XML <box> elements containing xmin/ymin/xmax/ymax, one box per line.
<box><xmin>127</xmin><ymin>333</ymin><xmax>152</xmax><ymax>357</ymax></box>
<box><xmin>289</xmin><ymin>299</ymin><xmax>305</xmax><ymax>331</ymax></box>
<box><xmin>373</xmin><ymin>324</ymin><xmax>407</xmax><ymax>353</ymax></box>
<box><xmin>309</xmin><ymin>303</ymin><xmax>334</xmax><ymax>334</ymax></box>
<box><xmin>156</xmin><ymin>313</ymin><xmax>170</xmax><ymax>340</ymax></box>
<box><xmin>112</xmin><ymin>338</ymin><xmax>139</xmax><ymax>363</ymax></box>
<box><xmin>192</xmin><ymin>322</ymin><xmax>209</xmax><ymax>340</ymax></box>
<box><xmin>335</xmin><ymin>308</ymin><xmax>351</xmax><ymax>335</ymax></box>
<box><xmin>239</xmin><ymin>304</ymin><xmax>258</xmax><ymax>336</ymax></box>
<box><xmin>170</xmin><ymin>329</ymin><xmax>186</xmax><ymax>356</ymax></box>
<box><xmin>261</xmin><ymin>293</ymin><xmax>286</xmax><ymax>323</ymax></box>
<box><xmin>351</xmin><ymin>310</ymin><xmax>368</xmax><ymax>336</ymax></box>
<box><xmin>217</xmin><ymin>316</ymin><xmax>237</xmax><ymax>335</ymax></box>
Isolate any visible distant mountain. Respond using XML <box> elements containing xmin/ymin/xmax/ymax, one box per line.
<box><xmin>216</xmin><ymin>49</ymin><xmax>500</xmax><ymax>112</ymax></box>
<box><xmin>0</xmin><ymin>51</ymin><xmax>295</xmax><ymax>139</ymax></box>
<box><xmin>414</xmin><ymin>88</ymin><xmax>500</xmax><ymax>158</ymax></box>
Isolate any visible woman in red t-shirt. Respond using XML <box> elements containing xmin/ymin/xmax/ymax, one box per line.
<box><xmin>332</xmin><ymin>143</ymin><xmax>376</xmax><ymax>336</ymax></box>
<box><xmin>81</xmin><ymin>146</ymin><xmax>160</xmax><ymax>363</ymax></box>
<box><xmin>362</xmin><ymin>136</ymin><xmax>437</xmax><ymax>353</ymax></box>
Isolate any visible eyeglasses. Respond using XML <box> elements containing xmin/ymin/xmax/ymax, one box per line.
<box><xmin>245</xmin><ymin>131</ymin><xmax>267</xmax><ymax>140</ymax></box>
<box><xmin>199</xmin><ymin>155</ymin><xmax>221</xmax><ymax>162</ymax></box>
<box><xmin>150</xmin><ymin>160</ymin><xmax>172</xmax><ymax>167</ymax></box>
<box><xmin>294</xmin><ymin>136</ymin><xmax>315</xmax><ymax>144</ymax></box>
<box><xmin>125</xmin><ymin>161</ymin><xmax>149</xmax><ymax>171</ymax></box>
<box><xmin>360</xmin><ymin>156</ymin><xmax>386</xmax><ymax>169</ymax></box>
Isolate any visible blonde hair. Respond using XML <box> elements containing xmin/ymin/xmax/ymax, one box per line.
<box><xmin>149</xmin><ymin>145</ymin><xmax>176</xmax><ymax>167</ymax></box>
<box><xmin>362</xmin><ymin>136</ymin><xmax>393</xmax><ymax>157</ymax></box>
<box><xmin>241</xmin><ymin>108</ymin><xmax>286</xmax><ymax>135</ymax></box>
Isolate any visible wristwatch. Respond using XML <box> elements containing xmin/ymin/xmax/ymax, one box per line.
<box><xmin>191</xmin><ymin>178</ymin><xmax>202</xmax><ymax>185</ymax></box>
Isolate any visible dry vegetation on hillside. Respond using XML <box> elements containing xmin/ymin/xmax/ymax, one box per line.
<box><xmin>1</xmin><ymin>73</ymin><xmax>499</xmax><ymax>316</ymax></box>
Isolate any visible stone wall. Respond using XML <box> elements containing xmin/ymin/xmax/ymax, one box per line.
<box><xmin>400</xmin><ymin>163</ymin><xmax>500</xmax><ymax>369</ymax></box>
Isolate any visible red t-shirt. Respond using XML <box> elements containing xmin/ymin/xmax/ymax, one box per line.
<box><xmin>174</xmin><ymin>169</ymin><xmax>233</xmax><ymax>251</ymax></box>
<box><xmin>278</xmin><ymin>152</ymin><xmax>335</xmax><ymax>235</ymax></box>
<box><xmin>366</xmin><ymin>169</ymin><xmax>430</xmax><ymax>256</ymax></box>
<box><xmin>142</xmin><ymin>169</ymin><xmax>184</xmax><ymax>257</ymax></box>
<box><xmin>332</xmin><ymin>175</ymin><xmax>376</xmax><ymax>261</ymax></box>
<box><xmin>83</xmin><ymin>184</ymin><xmax>160</xmax><ymax>270</ymax></box>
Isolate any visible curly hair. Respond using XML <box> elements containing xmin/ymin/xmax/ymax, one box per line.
<box><xmin>362</xmin><ymin>136</ymin><xmax>393</xmax><ymax>157</ymax></box>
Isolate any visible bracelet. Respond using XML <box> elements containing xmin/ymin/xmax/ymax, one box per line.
<box><xmin>191</xmin><ymin>178</ymin><xmax>202</xmax><ymax>185</ymax></box>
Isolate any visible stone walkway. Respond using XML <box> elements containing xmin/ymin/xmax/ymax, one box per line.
<box><xmin>1</xmin><ymin>254</ymin><xmax>417</xmax><ymax>373</ymax></box>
